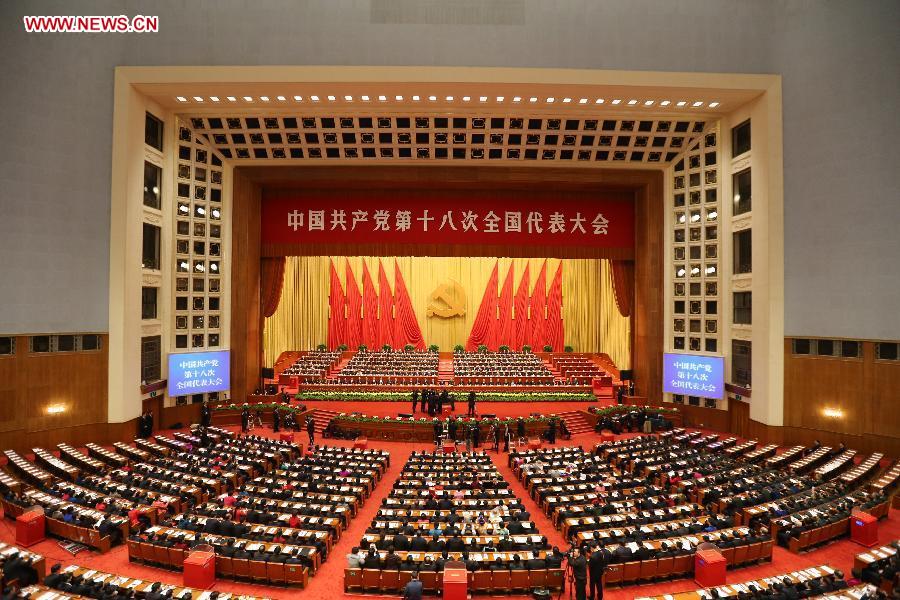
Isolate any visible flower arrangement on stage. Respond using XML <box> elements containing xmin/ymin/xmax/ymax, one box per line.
<box><xmin>293</xmin><ymin>390</ymin><xmax>596</xmax><ymax>403</ymax></box>
<box><xmin>588</xmin><ymin>405</ymin><xmax>679</xmax><ymax>417</ymax></box>
<box><xmin>212</xmin><ymin>402</ymin><xmax>306</xmax><ymax>413</ymax></box>
<box><xmin>332</xmin><ymin>413</ymin><xmax>559</xmax><ymax>426</ymax></box>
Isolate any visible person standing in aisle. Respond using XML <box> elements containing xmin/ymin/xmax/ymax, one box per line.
<box><xmin>306</xmin><ymin>416</ymin><xmax>315</xmax><ymax>445</ymax></box>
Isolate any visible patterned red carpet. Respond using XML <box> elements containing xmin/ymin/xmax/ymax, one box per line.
<box><xmin>1</xmin><ymin>422</ymin><xmax>896</xmax><ymax>600</ymax></box>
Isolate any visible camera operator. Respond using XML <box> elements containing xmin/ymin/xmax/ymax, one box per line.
<box><xmin>569</xmin><ymin>546</ymin><xmax>588</xmax><ymax>600</ymax></box>
<box><xmin>588</xmin><ymin>542</ymin><xmax>610</xmax><ymax>600</ymax></box>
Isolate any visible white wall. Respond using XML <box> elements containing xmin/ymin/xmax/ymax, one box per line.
<box><xmin>0</xmin><ymin>0</ymin><xmax>897</xmax><ymax>338</ymax></box>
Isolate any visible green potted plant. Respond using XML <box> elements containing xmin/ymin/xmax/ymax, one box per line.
<box><xmin>316</xmin><ymin>343</ymin><xmax>327</xmax><ymax>351</ymax></box>
<box><xmin>382</xmin><ymin>343</ymin><xmax>392</xmax><ymax>352</ymax></box>
<box><xmin>499</xmin><ymin>345</ymin><xmax>510</xmax><ymax>353</ymax></box>
<box><xmin>337</xmin><ymin>344</ymin><xmax>348</xmax><ymax>351</ymax></box>
<box><xmin>428</xmin><ymin>344</ymin><xmax>439</xmax><ymax>353</ymax></box>
<box><xmin>477</xmin><ymin>344</ymin><xmax>489</xmax><ymax>353</ymax></box>
<box><xmin>453</xmin><ymin>344</ymin><xmax>465</xmax><ymax>353</ymax></box>
<box><xmin>358</xmin><ymin>344</ymin><xmax>368</xmax><ymax>352</ymax></box>
<box><xmin>404</xmin><ymin>343</ymin><xmax>415</xmax><ymax>352</ymax></box>
<box><xmin>522</xmin><ymin>345</ymin><xmax>532</xmax><ymax>353</ymax></box>
<box><xmin>543</xmin><ymin>344</ymin><xmax>553</xmax><ymax>352</ymax></box>
<box><xmin>564</xmin><ymin>345</ymin><xmax>574</xmax><ymax>353</ymax></box>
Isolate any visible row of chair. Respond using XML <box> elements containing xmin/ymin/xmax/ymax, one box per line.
<box><xmin>46</xmin><ymin>517</ymin><xmax>112</xmax><ymax>553</ymax></box>
<box><xmin>127</xmin><ymin>540</ymin><xmax>309</xmax><ymax>588</ymax></box>
<box><xmin>788</xmin><ymin>500</ymin><xmax>889</xmax><ymax>553</ymax></box>
<box><xmin>603</xmin><ymin>543</ymin><xmax>772</xmax><ymax>587</ymax></box>
<box><xmin>344</xmin><ymin>568</ymin><xmax>564</xmax><ymax>594</ymax></box>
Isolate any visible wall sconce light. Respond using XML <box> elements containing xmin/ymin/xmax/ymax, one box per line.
<box><xmin>822</xmin><ymin>407</ymin><xmax>843</xmax><ymax>419</ymax></box>
<box><xmin>46</xmin><ymin>405</ymin><xmax>66</xmax><ymax>415</ymax></box>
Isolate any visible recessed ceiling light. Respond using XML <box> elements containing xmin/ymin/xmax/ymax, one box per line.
<box><xmin>692</xmin><ymin>101</ymin><xmax>704</xmax><ymax>107</ymax></box>
<box><xmin>243</xmin><ymin>96</ymin><xmax>253</xmax><ymax>102</ymax></box>
<box><xmin>445</xmin><ymin>96</ymin><xmax>454</xmax><ymax>101</ymax></box>
<box><xmin>193</xmin><ymin>96</ymin><xmax>204</xmax><ymax>102</ymax></box>
<box><xmin>611</xmin><ymin>99</ymin><xmax>621</xmax><ymax>105</ymax></box>
<box><xmin>579</xmin><ymin>98</ymin><xmax>588</xmax><ymax>104</ymax></box>
<box><xmin>361</xmin><ymin>95</ymin><xmax>370</xmax><ymax>101</ymax></box>
<box><xmin>644</xmin><ymin>100</ymin><xmax>654</xmax><ymax>106</ymax></box>
<box><xmin>546</xmin><ymin>97</ymin><xmax>555</xmax><ymax>103</ymax></box>
<box><xmin>595</xmin><ymin>98</ymin><xmax>605</xmax><ymax>104</ymax></box>
<box><xmin>226</xmin><ymin>96</ymin><xmax>237</xmax><ymax>102</ymax></box>
<box><xmin>676</xmin><ymin>101</ymin><xmax>687</xmax><ymax>107</ymax></box>
<box><xmin>479</xmin><ymin>96</ymin><xmax>488</xmax><ymax>102</ymax></box>
<box><xmin>176</xmin><ymin>96</ymin><xmax>187</xmax><ymax>102</ymax></box>
<box><xmin>709</xmin><ymin>101</ymin><xmax>720</xmax><ymax>108</ymax></box>
<box><xmin>428</xmin><ymin>95</ymin><xmax>437</xmax><ymax>101</ymax></box>
<box><xmin>293</xmin><ymin>95</ymin><xmax>303</xmax><ymax>101</ymax></box>
<box><xmin>627</xmin><ymin>99</ymin><xmax>638</xmax><ymax>105</ymax></box>
<box><xmin>327</xmin><ymin>95</ymin><xmax>336</xmax><ymax>101</ymax></box>
<box><xmin>276</xmin><ymin>95</ymin><xmax>286</xmax><ymax>101</ymax></box>
<box><xmin>310</xmin><ymin>95</ymin><xmax>320</xmax><ymax>101</ymax></box>
<box><xmin>412</xmin><ymin>95</ymin><xmax>420</xmax><ymax>101</ymax></box>
<box><xmin>660</xmin><ymin>100</ymin><xmax>671</xmax><ymax>106</ymax></box>
<box><xmin>462</xmin><ymin>96</ymin><xmax>471</xmax><ymax>102</ymax></box>
<box><xmin>395</xmin><ymin>95</ymin><xmax>403</xmax><ymax>101</ymax></box>
<box><xmin>512</xmin><ymin>96</ymin><xmax>521</xmax><ymax>103</ymax></box>
<box><xmin>260</xmin><ymin>96</ymin><xmax>270</xmax><ymax>102</ymax></box>
<box><xmin>209</xmin><ymin>96</ymin><xmax>220</xmax><ymax>102</ymax></box>
<box><xmin>344</xmin><ymin>95</ymin><xmax>353</xmax><ymax>101</ymax></box>
<box><xmin>529</xmin><ymin>97</ymin><xmax>538</xmax><ymax>103</ymax></box>
<box><xmin>562</xmin><ymin>98</ymin><xmax>572</xmax><ymax>103</ymax></box>
<box><xmin>496</xmin><ymin>96</ymin><xmax>505</xmax><ymax>102</ymax></box>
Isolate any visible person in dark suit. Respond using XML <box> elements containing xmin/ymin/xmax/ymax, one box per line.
<box><xmin>306</xmin><ymin>417</ymin><xmax>315</xmax><ymax>445</ymax></box>
<box><xmin>43</xmin><ymin>564</ymin><xmax>66</xmax><ymax>589</ymax></box>
<box><xmin>570</xmin><ymin>547</ymin><xmax>588</xmax><ymax>600</ymax></box>
<box><xmin>272</xmin><ymin>408</ymin><xmax>280</xmax><ymax>433</ymax></box>
<box><xmin>393</xmin><ymin>532</ymin><xmax>409</xmax><ymax>551</ymax></box>
<box><xmin>412</xmin><ymin>390</ymin><xmax>419</xmax><ymax>414</ymax></box>
<box><xmin>410</xmin><ymin>533</ymin><xmax>428</xmax><ymax>551</ymax></box>
<box><xmin>467</xmin><ymin>391</ymin><xmax>476</xmax><ymax>417</ymax></box>
<box><xmin>403</xmin><ymin>572</ymin><xmax>424</xmax><ymax>600</ymax></box>
<box><xmin>383</xmin><ymin>547</ymin><xmax>401</xmax><ymax>569</ymax></box>
<box><xmin>588</xmin><ymin>544</ymin><xmax>610</xmax><ymax>600</ymax></box>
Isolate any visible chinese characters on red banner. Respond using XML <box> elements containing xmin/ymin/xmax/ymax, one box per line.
<box><xmin>261</xmin><ymin>192</ymin><xmax>634</xmax><ymax>250</ymax></box>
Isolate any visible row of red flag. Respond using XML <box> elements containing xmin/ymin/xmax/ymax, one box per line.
<box><xmin>327</xmin><ymin>259</ymin><xmax>425</xmax><ymax>350</ymax></box>
<box><xmin>466</xmin><ymin>260</ymin><xmax>563</xmax><ymax>352</ymax></box>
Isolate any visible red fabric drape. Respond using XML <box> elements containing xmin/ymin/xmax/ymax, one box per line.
<box><xmin>466</xmin><ymin>261</ymin><xmax>499</xmax><ymax>351</ymax></box>
<box><xmin>497</xmin><ymin>263</ymin><xmax>514</xmax><ymax>348</ymax></box>
<box><xmin>393</xmin><ymin>260</ymin><xmax>425</xmax><ymax>350</ymax></box>
<box><xmin>260</xmin><ymin>257</ymin><xmax>286</xmax><ymax>318</ymax></box>
<box><xmin>610</xmin><ymin>260</ymin><xmax>635</xmax><ymax>318</ymax></box>
<box><xmin>376</xmin><ymin>260</ymin><xmax>395</xmax><ymax>349</ymax></box>
<box><xmin>545</xmin><ymin>262</ymin><xmax>564</xmax><ymax>352</ymax></box>
<box><xmin>362</xmin><ymin>262</ymin><xmax>378</xmax><ymax>348</ymax></box>
<box><xmin>513</xmin><ymin>263</ymin><xmax>530</xmax><ymax>351</ymax></box>
<box><xmin>327</xmin><ymin>260</ymin><xmax>347</xmax><ymax>349</ymax></box>
<box><xmin>345</xmin><ymin>260</ymin><xmax>363</xmax><ymax>349</ymax></box>
<box><xmin>529</xmin><ymin>260</ymin><xmax>547</xmax><ymax>349</ymax></box>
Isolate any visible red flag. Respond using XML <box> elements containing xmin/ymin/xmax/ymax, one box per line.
<box><xmin>345</xmin><ymin>259</ymin><xmax>362</xmax><ymax>350</ymax></box>
<box><xmin>497</xmin><ymin>263</ymin><xmax>514</xmax><ymax>348</ymax></box>
<box><xmin>327</xmin><ymin>260</ymin><xmax>347</xmax><ymax>349</ymax></box>
<box><xmin>376</xmin><ymin>260</ymin><xmax>395</xmax><ymax>349</ymax></box>
<box><xmin>546</xmin><ymin>262</ymin><xmax>564</xmax><ymax>352</ymax></box>
<box><xmin>466</xmin><ymin>261</ymin><xmax>499</xmax><ymax>351</ymax></box>
<box><xmin>529</xmin><ymin>260</ymin><xmax>547</xmax><ymax>349</ymax></box>
<box><xmin>393</xmin><ymin>260</ymin><xmax>425</xmax><ymax>350</ymax></box>
<box><xmin>362</xmin><ymin>262</ymin><xmax>378</xmax><ymax>348</ymax></box>
<box><xmin>513</xmin><ymin>263</ymin><xmax>530</xmax><ymax>350</ymax></box>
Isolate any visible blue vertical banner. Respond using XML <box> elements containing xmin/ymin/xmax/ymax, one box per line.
<box><xmin>662</xmin><ymin>353</ymin><xmax>724</xmax><ymax>399</ymax></box>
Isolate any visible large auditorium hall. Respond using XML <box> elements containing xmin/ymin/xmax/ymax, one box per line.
<box><xmin>1</xmin><ymin>2</ymin><xmax>898</xmax><ymax>600</ymax></box>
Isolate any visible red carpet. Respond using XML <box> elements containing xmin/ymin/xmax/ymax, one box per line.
<box><xmin>1</xmin><ymin>423</ymin><xmax>897</xmax><ymax>600</ymax></box>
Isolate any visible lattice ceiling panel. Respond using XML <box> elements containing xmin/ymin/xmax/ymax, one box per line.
<box><xmin>183</xmin><ymin>113</ymin><xmax>709</xmax><ymax>167</ymax></box>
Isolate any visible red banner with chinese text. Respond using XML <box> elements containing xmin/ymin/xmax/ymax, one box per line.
<box><xmin>261</xmin><ymin>190</ymin><xmax>634</xmax><ymax>255</ymax></box>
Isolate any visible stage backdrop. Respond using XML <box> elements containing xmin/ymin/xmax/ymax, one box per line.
<box><xmin>264</xmin><ymin>256</ymin><xmax>630</xmax><ymax>369</ymax></box>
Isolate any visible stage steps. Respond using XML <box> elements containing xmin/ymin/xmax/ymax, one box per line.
<box><xmin>327</xmin><ymin>353</ymin><xmax>354</xmax><ymax>379</ymax></box>
<box><xmin>556</xmin><ymin>410</ymin><xmax>593</xmax><ymax>436</ymax></box>
<box><xmin>309</xmin><ymin>408</ymin><xmax>339</xmax><ymax>434</ymax></box>
<box><xmin>438</xmin><ymin>358</ymin><xmax>454</xmax><ymax>383</ymax></box>
<box><xmin>540</xmin><ymin>356</ymin><xmax>564</xmax><ymax>383</ymax></box>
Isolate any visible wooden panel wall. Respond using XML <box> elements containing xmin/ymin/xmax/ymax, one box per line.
<box><xmin>230</xmin><ymin>168</ymin><xmax>263</xmax><ymax>404</ymax></box>
<box><xmin>0</xmin><ymin>335</ymin><xmax>118</xmax><ymax>453</ymax></box>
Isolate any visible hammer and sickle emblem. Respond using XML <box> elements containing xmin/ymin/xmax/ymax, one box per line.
<box><xmin>427</xmin><ymin>279</ymin><xmax>467</xmax><ymax>318</ymax></box>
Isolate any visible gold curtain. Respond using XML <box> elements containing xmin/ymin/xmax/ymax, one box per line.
<box><xmin>264</xmin><ymin>256</ymin><xmax>630</xmax><ymax>369</ymax></box>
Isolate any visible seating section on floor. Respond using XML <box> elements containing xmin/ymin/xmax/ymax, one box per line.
<box><xmin>129</xmin><ymin>441</ymin><xmax>389</xmax><ymax>588</ymax></box>
<box><xmin>636</xmin><ymin>564</ymin><xmax>866</xmax><ymax>599</ymax></box>
<box><xmin>0</xmin><ymin>542</ymin><xmax>45</xmax><ymax>590</ymax></box>
<box><xmin>345</xmin><ymin>449</ymin><xmax>563</xmax><ymax>594</ymax></box>
<box><xmin>853</xmin><ymin>539</ymin><xmax>899</xmax><ymax>594</ymax></box>
<box><xmin>453</xmin><ymin>351</ymin><xmax>553</xmax><ymax>385</ymax></box>
<box><xmin>281</xmin><ymin>350</ymin><xmax>343</xmax><ymax>383</ymax></box>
